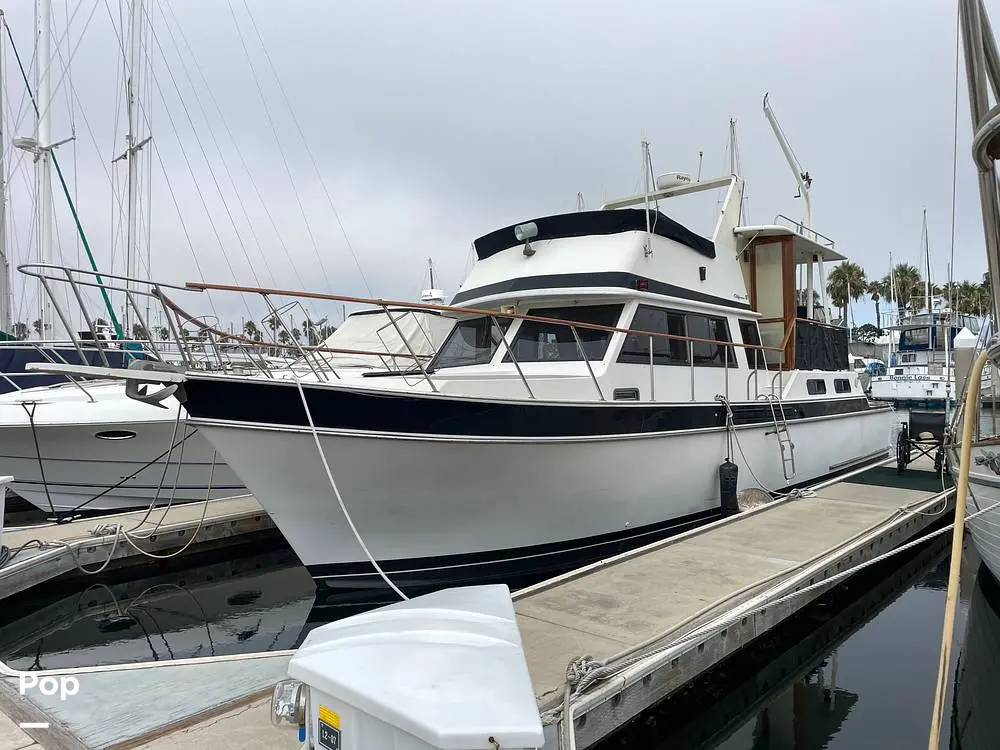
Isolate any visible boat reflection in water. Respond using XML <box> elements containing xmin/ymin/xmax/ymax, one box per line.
<box><xmin>591</xmin><ymin>532</ymin><xmax>953</xmax><ymax>750</ymax></box>
<box><xmin>0</xmin><ymin>548</ymin><xmax>316</xmax><ymax>670</ymax></box>
<box><xmin>951</xmin><ymin>564</ymin><xmax>1000</xmax><ymax>750</ymax></box>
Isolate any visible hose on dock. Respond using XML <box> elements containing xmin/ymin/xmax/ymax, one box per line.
<box><xmin>927</xmin><ymin>348</ymin><xmax>987</xmax><ymax>750</ymax></box>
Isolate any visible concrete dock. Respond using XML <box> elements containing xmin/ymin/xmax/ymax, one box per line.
<box><xmin>0</xmin><ymin>496</ymin><xmax>277</xmax><ymax>600</ymax></box>
<box><xmin>0</xmin><ymin>457</ymin><xmax>955</xmax><ymax>748</ymax></box>
<box><xmin>515</xmin><ymin>457</ymin><xmax>954</xmax><ymax>748</ymax></box>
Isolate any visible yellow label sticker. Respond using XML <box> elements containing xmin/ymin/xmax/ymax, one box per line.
<box><xmin>319</xmin><ymin>706</ymin><xmax>340</xmax><ymax>729</ymax></box>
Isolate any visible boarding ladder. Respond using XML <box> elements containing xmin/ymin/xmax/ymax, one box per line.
<box><xmin>761</xmin><ymin>393</ymin><xmax>796</xmax><ymax>480</ymax></box>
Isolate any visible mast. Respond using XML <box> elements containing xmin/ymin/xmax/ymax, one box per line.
<box><xmin>923</xmin><ymin>209</ymin><xmax>932</xmax><ymax>314</ymax></box>
<box><xmin>124</xmin><ymin>0</ymin><xmax>143</xmax><ymax>336</ymax></box>
<box><xmin>36</xmin><ymin>0</ymin><xmax>53</xmax><ymax>339</ymax></box>
<box><xmin>0</xmin><ymin>11</ymin><xmax>9</xmax><ymax>335</ymax></box>
<box><xmin>428</xmin><ymin>257</ymin><xmax>435</xmax><ymax>290</ymax></box>
<box><xmin>922</xmin><ymin>210</ymin><xmax>933</xmax><ymax>359</ymax></box>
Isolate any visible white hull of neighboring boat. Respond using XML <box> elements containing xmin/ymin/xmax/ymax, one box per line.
<box><xmin>0</xmin><ymin>381</ymin><xmax>245</xmax><ymax>513</ymax></box>
<box><xmin>197</xmin><ymin>405</ymin><xmax>894</xmax><ymax>589</ymax></box>
<box><xmin>0</xmin><ymin>420</ymin><xmax>245</xmax><ymax>513</ymax></box>
<box><xmin>965</xmin><ymin>448</ymin><xmax>1000</xmax><ymax>582</ymax></box>
<box><xmin>869</xmin><ymin>373</ymin><xmax>954</xmax><ymax>405</ymax></box>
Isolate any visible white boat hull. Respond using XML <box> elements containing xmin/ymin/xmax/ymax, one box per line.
<box><xmin>197</xmin><ymin>405</ymin><xmax>895</xmax><ymax>591</ymax></box>
<box><xmin>869</xmin><ymin>373</ymin><xmax>955</xmax><ymax>406</ymax></box>
<box><xmin>966</xmin><ymin>448</ymin><xmax>1000</xmax><ymax>581</ymax></box>
<box><xmin>0</xmin><ymin>381</ymin><xmax>245</xmax><ymax>513</ymax></box>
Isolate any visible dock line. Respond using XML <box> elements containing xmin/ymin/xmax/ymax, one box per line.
<box><xmin>293</xmin><ymin>372</ymin><xmax>408</xmax><ymax>600</ymax></box>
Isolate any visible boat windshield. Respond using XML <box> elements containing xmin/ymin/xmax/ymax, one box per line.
<box><xmin>430</xmin><ymin>316</ymin><xmax>513</xmax><ymax>370</ymax></box>
<box><xmin>502</xmin><ymin>305</ymin><xmax>623</xmax><ymax>363</ymax></box>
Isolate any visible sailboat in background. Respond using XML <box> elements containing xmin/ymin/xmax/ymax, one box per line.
<box><xmin>868</xmin><ymin>211</ymin><xmax>985</xmax><ymax>409</ymax></box>
<box><xmin>0</xmin><ymin>4</ymin><xmax>139</xmax><ymax>392</ymax></box>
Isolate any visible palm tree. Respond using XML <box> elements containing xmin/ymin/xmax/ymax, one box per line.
<box><xmin>974</xmin><ymin>278</ymin><xmax>993</xmax><ymax>317</ymax></box>
<box><xmin>891</xmin><ymin>263</ymin><xmax>923</xmax><ymax>316</ymax></box>
<box><xmin>826</xmin><ymin>262</ymin><xmax>867</xmax><ymax>324</ymax></box>
<box><xmin>301</xmin><ymin>316</ymin><xmax>329</xmax><ymax>346</ymax></box>
<box><xmin>867</xmin><ymin>278</ymin><xmax>891</xmax><ymax>331</ymax></box>
<box><xmin>243</xmin><ymin>320</ymin><xmax>260</xmax><ymax>341</ymax></box>
<box><xmin>265</xmin><ymin>315</ymin><xmax>281</xmax><ymax>342</ymax></box>
<box><xmin>157</xmin><ymin>326</ymin><xmax>170</xmax><ymax>341</ymax></box>
<box><xmin>953</xmin><ymin>280</ymin><xmax>979</xmax><ymax>315</ymax></box>
<box><xmin>11</xmin><ymin>322</ymin><xmax>29</xmax><ymax>340</ymax></box>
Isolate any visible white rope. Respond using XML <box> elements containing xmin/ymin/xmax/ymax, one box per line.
<box><xmin>292</xmin><ymin>375</ymin><xmax>408</xmax><ymax>600</ymax></box>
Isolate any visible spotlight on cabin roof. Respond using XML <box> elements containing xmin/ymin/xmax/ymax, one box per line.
<box><xmin>655</xmin><ymin>172</ymin><xmax>692</xmax><ymax>190</ymax></box>
<box><xmin>514</xmin><ymin>222</ymin><xmax>538</xmax><ymax>241</ymax></box>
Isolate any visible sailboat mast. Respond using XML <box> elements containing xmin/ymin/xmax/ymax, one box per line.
<box><xmin>123</xmin><ymin>0</ymin><xmax>144</xmax><ymax>337</ymax></box>
<box><xmin>0</xmin><ymin>12</ymin><xmax>9</xmax><ymax>335</ymax></box>
<box><xmin>36</xmin><ymin>0</ymin><xmax>53</xmax><ymax>339</ymax></box>
<box><xmin>923</xmin><ymin>209</ymin><xmax>931</xmax><ymax>314</ymax></box>
<box><xmin>428</xmin><ymin>257</ymin><xmax>434</xmax><ymax>290</ymax></box>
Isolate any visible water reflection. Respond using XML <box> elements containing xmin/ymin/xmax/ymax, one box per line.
<box><xmin>0</xmin><ymin>548</ymin><xmax>316</xmax><ymax>669</ymax></box>
<box><xmin>950</xmin><ymin>563</ymin><xmax>1000</xmax><ymax>750</ymax></box>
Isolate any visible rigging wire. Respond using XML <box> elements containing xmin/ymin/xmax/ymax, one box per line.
<box><xmin>143</xmin><ymin>22</ymin><xmax>266</xmax><ymax>290</ymax></box>
<box><xmin>238</xmin><ymin>0</ymin><xmax>374</xmax><ymax>296</ymax></box>
<box><xmin>948</xmin><ymin>0</ymin><xmax>961</xmax><ymax>310</ymax></box>
<box><xmin>224</xmin><ymin>2</ymin><xmax>339</xmax><ymax>297</ymax></box>
<box><xmin>159</xmin><ymin>0</ymin><xmax>312</xmax><ymax>297</ymax></box>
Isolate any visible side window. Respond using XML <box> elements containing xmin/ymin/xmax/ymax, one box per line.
<box><xmin>505</xmin><ymin>305</ymin><xmax>622</xmax><ymax>363</ymax></box>
<box><xmin>738</xmin><ymin>319</ymin><xmax>764</xmax><ymax>369</ymax></box>
<box><xmin>806</xmin><ymin>378</ymin><xmax>827</xmax><ymax>395</ymax></box>
<box><xmin>687</xmin><ymin>314</ymin><xmax>736</xmax><ymax>368</ymax></box>
<box><xmin>834</xmin><ymin>379</ymin><xmax>852</xmax><ymax>393</ymax></box>
<box><xmin>618</xmin><ymin>306</ymin><xmax>687</xmax><ymax>365</ymax></box>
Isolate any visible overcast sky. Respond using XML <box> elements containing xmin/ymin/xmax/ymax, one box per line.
<box><xmin>0</xmin><ymin>0</ymin><xmax>990</xmax><ymax>330</ymax></box>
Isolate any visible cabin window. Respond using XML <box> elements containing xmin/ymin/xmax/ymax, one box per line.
<box><xmin>687</xmin><ymin>314</ymin><xmax>736</xmax><ymax>368</ymax></box>
<box><xmin>431</xmin><ymin>316</ymin><xmax>512</xmax><ymax>370</ymax></box>
<box><xmin>901</xmin><ymin>328</ymin><xmax>930</xmax><ymax>349</ymax></box>
<box><xmin>806</xmin><ymin>378</ymin><xmax>827</xmax><ymax>395</ymax></box>
<box><xmin>902</xmin><ymin>353</ymin><xmax>916</xmax><ymax>363</ymax></box>
<box><xmin>618</xmin><ymin>306</ymin><xmax>687</xmax><ymax>365</ymax></box>
<box><xmin>738</xmin><ymin>319</ymin><xmax>764</xmax><ymax>369</ymax></box>
<box><xmin>834</xmin><ymin>378</ymin><xmax>852</xmax><ymax>393</ymax></box>
<box><xmin>503</xmin><ymin>305</ymin><xmax>622</xmax><ymax>363</ymax></box>
<box><xmin>618</xmin><ymin>306</ymin><xmax>735</xmax><ymax>367</ymax></box>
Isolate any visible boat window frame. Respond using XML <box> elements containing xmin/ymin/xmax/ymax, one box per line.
<box><xmin>617</xmin><ymin>303</ymin><xmax>737</xmax><ymax>368</ymax></box>
<box><xmin>428</xmin><ymin>315</ymin><xmax>514</xmax><ymax>371</ymax></box>
<box><xmin>500</xmin><ymin>303</ymin><xmax>626</xmax><ymax>365</ymax></box>
<box><xmin>806</xmin><ymin>378</ymin><xmax>827</xmax><ymax>395</ymax></box>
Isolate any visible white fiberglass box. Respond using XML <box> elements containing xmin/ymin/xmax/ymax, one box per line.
<box><xmin>288</xmin><ymin>584</ymin><xmax>543</xmax><ymax>750</ymax></box>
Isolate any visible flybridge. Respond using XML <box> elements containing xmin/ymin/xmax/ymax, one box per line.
<box><xmin>473</xmin><ymin>209</ymin><xmax>716</xmax><ymax>262</ymax></box>
<box><xmin>472</xmin><ymin>174</ymin><xmax>738</xmax><ymax>263</ymax></box>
